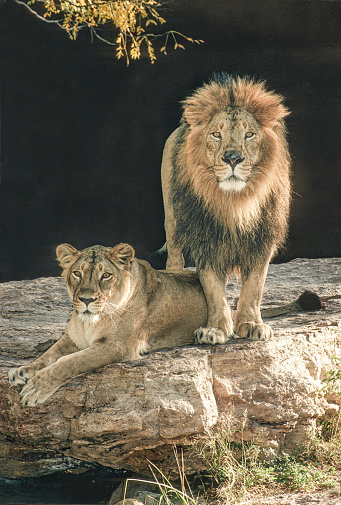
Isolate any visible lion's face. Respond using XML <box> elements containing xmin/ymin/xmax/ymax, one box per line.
<box><xmin>205</xmin><ymin>109</ymin><xmax>263</xmax><ymax>192</ymax></box>
<box><xmin>56</xmin><ymin>243</ymin><xmax>135</xmax><ymax>323</ymax></box>
<box><xmin>180</xmin><ymin>76</ymin><xmax>290</xmax><ymax>223</ymax></box>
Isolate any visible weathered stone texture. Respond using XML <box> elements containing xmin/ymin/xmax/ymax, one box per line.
<box><xmin>0</xmin><ymin>258</ymin><xmax>340</xmax><ymax>478</ymax></box>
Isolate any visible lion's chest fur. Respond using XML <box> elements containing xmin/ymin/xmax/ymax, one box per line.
<box><xmin>171</xmin><ymin>175</ymin><xmax>281</xmax><ymax>277</ymax></box>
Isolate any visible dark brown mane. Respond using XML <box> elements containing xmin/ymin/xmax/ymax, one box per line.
<box><xmin>170</xmin><ymin>75</ymin><xmax>291</xmax><ymax>275</ymax></box>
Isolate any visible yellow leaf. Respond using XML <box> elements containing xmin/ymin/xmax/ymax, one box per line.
<box><xmin>146</xmin><ymin>19</ymin><xmax>157</xmax><ymax>26</ymax></box>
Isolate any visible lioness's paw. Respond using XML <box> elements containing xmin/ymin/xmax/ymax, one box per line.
<box><xmin>19</xmin><ymin>371</ymin><xmax>60</xmax><ymax>406</ymax></box>
<box><xmin>237</xmin><ymin>322</ymin><xmax>273</xmax><ymax>341</ymax></box>
<box><xmin>8</xmin><ymin>365</ymin><xmax>37</xmax><ymax>386</ymax></box>
<box><xmin>193</xmin><ymin>327</ymin><xmax>233</xmax><ymax>345</ymax></box>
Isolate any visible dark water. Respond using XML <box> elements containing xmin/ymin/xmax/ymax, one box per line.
<box><xmin>0</xmin><ymin>468</ymin><xmax>128</xmax><ymax>505</ymax></box>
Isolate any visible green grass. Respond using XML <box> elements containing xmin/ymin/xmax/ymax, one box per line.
<box><xmin>126</xmin><ymin>411</ymin><xmax>341</xmax><ymax>505</ymax></box>
<box><xmin>193</xmin><ymin>413</ymin><xmax>341</xmax><ymax>504</ymax></box>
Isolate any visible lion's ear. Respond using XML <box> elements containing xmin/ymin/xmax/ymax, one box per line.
<box><xmin>109</xmin><ymin>243</ymin><xmax>135</xmax><ymax>270</ymax></box>
<box><xmin>56</xmin><ymin>244</ymin><xmax>80</xmax><ymax>269</ymax></box>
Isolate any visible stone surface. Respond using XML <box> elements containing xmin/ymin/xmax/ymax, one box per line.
<box><xmin>0</xmin><ymin>258</ymin><xmax>340</xmax><ymax>478</ymax></box>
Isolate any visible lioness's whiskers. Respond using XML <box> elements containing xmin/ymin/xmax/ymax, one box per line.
<box><xmin>105</xmin><ymin>301</ymin><xmax>135</xmax><ymax>313</ymax></box>
<box><xmin>103</xmin><ymin>302</ymin><xmax>132</xmax><ymax>326</ymax></box>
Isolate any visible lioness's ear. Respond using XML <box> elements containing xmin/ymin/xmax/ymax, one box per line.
<box><xmin>56</xmin><ymin>244</ymin><xmax>80</xmax><ymax>269</ymax></box>
<box><xmin>109</xmin><ymin>243</ymin><xmax>135</xmax><ymax>270</ymax></box>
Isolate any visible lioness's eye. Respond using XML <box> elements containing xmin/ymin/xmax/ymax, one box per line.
<box><xmin>245</xmin><ymin>132</ymin><xmax>255</xmax><ymax>139</ymax></box>
<box><xmin>211</xmin><ymin>132</ymin><xmax>221</xmax><ymax>139</ymax></box>
<box><xmin>73</xmin><ymin>271</ymin><xmax>82</xmax><ymax>278</ymax></box>
<box><xmin>101</xmin><ymin>272</ymin><xmax>112</xmax><ymax>280</ymax></box>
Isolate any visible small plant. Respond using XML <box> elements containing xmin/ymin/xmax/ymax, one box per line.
<box><xmin>195</xmin><ymin>411</ymin><xmax>271</xmax><ymax>501</ymax></box>
<box><xmin>122</xmin><ymin>446</ymin><xmax>202</xmax><ymax>505</ymax></box>
<box><xmin>321</xmin><ymin>355</ymin><xmax>341</xmax><ymax>438</ymax></box>
<box><xmin>321</xmin><ymin>356</ymin><xmax>341</xmax><ymax>399</ymax></box>
<box><xmin>262</xmin><ymin>453</ymin><xmax>337</xmax><ymax>491</ymax></box>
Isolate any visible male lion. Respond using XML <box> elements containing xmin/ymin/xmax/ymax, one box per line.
<box><xmin>158</xmin><ymin>74</ymin><xmax>291</xmax><ymax>343</ymax></box>
<box><xmin>8</xmin><ymin>242</ymin><xmax>208</xmax><ymax>406</ymax></box>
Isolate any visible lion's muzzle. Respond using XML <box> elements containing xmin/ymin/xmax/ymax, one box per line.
<box><xmin>222</xmin><ymin>151</ymin><xmax>245</xmax><ymax>166</ymax></box>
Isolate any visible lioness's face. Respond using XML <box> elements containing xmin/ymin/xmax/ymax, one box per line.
<box><xmin>205</xmin><ymin>109</ymin><xmax>263</xmax><ymax>192</ymax></box>
<box><xmin>56</xmin><ymin>243</ymin><xmax>134</xmax><ymax>322</ymax></box>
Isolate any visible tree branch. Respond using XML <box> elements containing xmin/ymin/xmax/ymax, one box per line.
<box><xmin>13</xmin><ymin>0</ymin><xmax>65</xmax><ymax>26</ymax></box>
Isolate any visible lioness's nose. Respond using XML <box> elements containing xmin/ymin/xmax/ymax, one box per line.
<box><xmin>222</xmin><ymin>152</ymin><xmax>244</xmax><ymax>166</ymax></box>
<box><xmin>78</xmin><ymin>296</ymin><xmax>97</xmax><ymax>306</ymax></box>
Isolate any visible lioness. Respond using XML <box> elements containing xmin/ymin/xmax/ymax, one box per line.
<box><xmin>8</xmin><ymin>242</ymin><xmax>209</xmax><ymax>406</ymax></box>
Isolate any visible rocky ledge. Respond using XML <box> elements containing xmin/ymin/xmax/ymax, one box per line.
<box><xmin>0</xmin><ymin>258</ymin><xmax>340</xmax><ymax>479</ymax></box>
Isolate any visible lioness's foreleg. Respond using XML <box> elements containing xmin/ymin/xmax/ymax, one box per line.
<box><xmin>8</xmin><ymin>333</ymin><xmax>78</xmax><ymax>387</ymax></box>
<box><xmin>194</xmin><ymin>268</ymin><xmax>234</xmax><ymax>344</ymax></box>
<box><xmin>161</xmin><ymin>130</ymin><xmax>185</xmax><ymax>271</ymax></box>
<box><xmin>18</xmin><ymin>340</ymin><xmax>133</xmax><ymax>406</ymax></box>
<box><xmin>234</xmin><ymin>258</ymin><xmax>273</xmax><ymax>341</ymax></box>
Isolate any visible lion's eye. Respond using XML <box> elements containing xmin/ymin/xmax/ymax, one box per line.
<box><xmin>245</xmin><ymin>132</ymin><xmax>255</xmax><ymax>139</ymax></box>
<box><xmin>211</xmin><ymin>132</ymin><xmax>221</xmax><ymax>139</ymax></box>
<box><xmin>72</xmin><ymin>271</ymin><xmax>82</xmax><ymax>278</ymax></box>
<box><xmin>101</xmin><ymin>272</ymin><xmax>112</xmax><ymax>280</ymax></box>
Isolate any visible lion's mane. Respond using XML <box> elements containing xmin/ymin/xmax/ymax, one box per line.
<box><xmin>170</xmin><ymin>74</ymin><xmax>291</xmax><ymax>277</ymax></box>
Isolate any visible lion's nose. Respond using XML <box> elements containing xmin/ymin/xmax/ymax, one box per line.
<box><xmin>222</xmin><ymin>152</ymin><xmax>244</xmax><ymax>166</ymax></box>
<box><xmin>78</xmin><ymin>296</ymin><xmax>97</xmax><ymax>306</ymax></box>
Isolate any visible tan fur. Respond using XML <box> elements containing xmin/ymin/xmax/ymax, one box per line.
<box><xmin>7</xmin><ymin>242</ymin><xmax>314</xmax><ymax>406</ymax></box>
<box><xmin>161</xmin><ymin>75</ymin><xmax>291</xmax><ymax>342</ymax></box>
<box><xmin>179</xmin><ymin>77</ymin><xmax>290</xmax><ymax>229</ymax></box>
<box><xmin>8</xmin><ymin>243</ymin><xmax>208</xmax><ymax>406</ymax></box>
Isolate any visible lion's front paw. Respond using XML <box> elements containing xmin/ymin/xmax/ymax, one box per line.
<box><xmin>236</xmin><ymin>322</ymin><xmax>273</xmax><ymax>341</ymax></box>
<box><xmin>193</xmin><ymin>327</ymin><xmax>233</xmax><ymax>345</ymax></box>
<box><xmin>8</xmin><ymin>365</ymin><xmax>37</xmax><ymax>386</ymax></box>
<box><xmin>19</xmin><ymin>370</ymin><xmax>61</xmax><ymax>406</ymax></box>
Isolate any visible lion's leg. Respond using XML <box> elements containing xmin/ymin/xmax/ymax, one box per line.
<box><xmin>194</xmin><ymin>268</ymin><xmax>234</xmax><ymax>344</ymax></box>
<box><xmin>161</xmin><ymin>130</ymin><xmax>185</xmax><ymax>271</ymax></box>
<box><xmin>18</xmin><ymin>339</ymin><xmax>135</xmax><ymax>406</ymax></box>
<box><xmin>8</xmin><ymin>333</ymin><xmax>78</xmax><ymax>387</ymax></box>
<box><xmin>164</xmin><ymin>214</ymin><xmax>185</xmax><ymax>271</ymax></box>
<box><xmin>234</xmin><ymin>258</ymin><xmax>273</xmax><ymax>341</ymax></box>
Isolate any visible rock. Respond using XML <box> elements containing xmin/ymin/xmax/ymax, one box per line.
<box><xmin>114</xmin><ymin>500</ymin><xmax>145</xmax><ymax>505</ymax></box>
<box><xmin>0</xmin><ymin>259</ymin><xmax>341</xmax><ymax>478</ymax></box>
<box><xmin>108</xmin><ymin>477</ymin><xmax>162</xmax><ymax>505</ymax></box>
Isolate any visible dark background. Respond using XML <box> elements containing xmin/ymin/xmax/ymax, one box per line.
<box><xmin>0</xmin><ymin>0</ymin><xmax>340</xmax><ymax>281</ymax></box>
